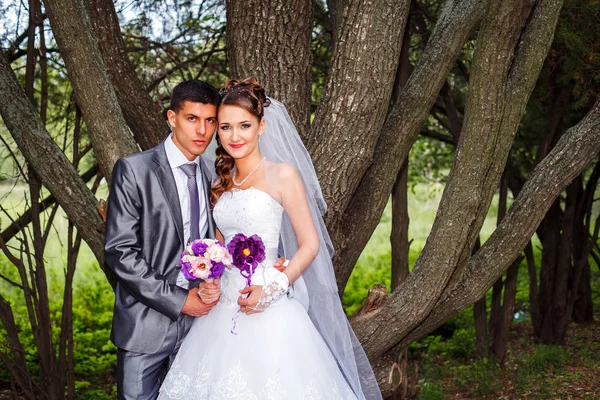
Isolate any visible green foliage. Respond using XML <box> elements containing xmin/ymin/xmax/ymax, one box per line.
<box><xmin>416</xmin><ymin>381</ymin><xmax>446</xmax><ymax>400</ymax></box>
<box><xmin>0</xmin><ymin>256</ymin><xmax>116</xmax><ymax>395</ymax></box>
<box><xmin>515</xmin><ymin>345</ymin><xmax>568</xmax><ymax>386</ymax></box>
<box><xmin>454</xmin><ymin>358</ymin><xmax>500</xmax><ymax>396</ymax></box>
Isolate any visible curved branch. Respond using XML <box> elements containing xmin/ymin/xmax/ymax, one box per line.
<box><xmin>398</xmin><ymin>97</ymin><xmax>600</xmax><ymax>347</ymax></box>
<box><xmin>333</xmin><ymin>0</ymin><xmax>489</xmax><ymax>291</ymax></box>
<box><xmin>87</xmin><ymin>0</ymin><xmax>170</xmax><ymax>150</ymax></box>
<box><xmin>0</xmin><ymin>49</ymin><xmax>108</xmax><ymax>277</ymax></box>
<box><xmin>1</xmin><ymin>165</ymin><xmax>98</xmax><ymax>244</ymax></box>
<box><xmin>44</xmin><ymin>0</ymin><xmax>139</xmax><ymax>183</ymax></box>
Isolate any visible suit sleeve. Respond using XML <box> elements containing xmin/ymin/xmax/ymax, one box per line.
<box><xmin>104</xmin><ymin>158</ymin><xmax>188</xmax><ymax>320</ymax></box>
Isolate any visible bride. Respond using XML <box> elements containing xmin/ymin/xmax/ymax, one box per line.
<box><xmin>158</xmin><ymin>78</ymin><xmax>381</xmax><ymax>400</ymax></box>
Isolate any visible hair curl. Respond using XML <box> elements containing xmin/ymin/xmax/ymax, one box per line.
<box><xmin>211</xmin><ymin>77</ymin><xmax>270</xmax><ymax>205</ymax></box>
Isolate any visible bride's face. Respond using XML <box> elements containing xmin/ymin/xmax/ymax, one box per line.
<box><xmin>217</xmin><ymin>104</ymin><xmax>265</xmax><ymax>159</ymax></box>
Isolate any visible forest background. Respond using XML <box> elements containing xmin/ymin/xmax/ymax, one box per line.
<box><xmin>0</xmin><ymin>0</ymin><xmax>599</xmax><ymax>398</ymax></box>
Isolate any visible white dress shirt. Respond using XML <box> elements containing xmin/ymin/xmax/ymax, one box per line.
<box><xmin>165</xmin><ymin>134</ymin><xmax>209</xmax><ymax>288</ymax></box>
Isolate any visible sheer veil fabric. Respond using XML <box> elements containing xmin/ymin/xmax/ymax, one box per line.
<box><xmin>204</xmin><ymin>98</ymin><xmax>382</xmax><ymax>400</ymax></box>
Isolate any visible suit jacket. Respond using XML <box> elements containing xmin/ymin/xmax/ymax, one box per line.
<box><xmin>104</xmin><ymin>141</ymin><xmax>215</xmax><ymax>354</ymax></box>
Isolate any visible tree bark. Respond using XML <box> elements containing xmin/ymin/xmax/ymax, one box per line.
<box><xmin>352</xmin><ymin>0</ymin><xmax>537</xmax><ymax>360</ymax></box>
<box><xmin>42</xmin><ymin>0</ymin><xmax>139</xmax><ymax>183</ymax></box>
<box><xmin>391</xmin><ymin>159</ymin><xmax>410</xmax><ymax>291</ymax></box>
<box><xmin>393</xmin><ymin>96</ymin><xmax>600</xmax><ymax>351</ymax></box>
<box><xmin>525</xmin><ymin>241</ymin><xmax>541</xmax><ymax>334</ymax></box>
<box><xmin>492</xmin><ymin>257</ymin><xmax>520</xmax><ymax>365</ymax></box>
<box><xmin>0</xmin><ymin>49</ymin><xmax>107</xmax><ymax>271</ymax></box>
<box><xmin>227</xmin><ymin>0</ymin><xmax>313</xmax><ymax>141</ymax></box>
<box><xmin>86</xmin><ymin>0</ymin><xmax>169</xmax><ymax>150</ymax></box>
<box><xmin>333</xmin><ymin>0</ymin><xmax>488</xmax><ymax>291</ymax></box>
<box><xmin>390</xmin><ymin>18</ymin><xmax>413</xmax><ymax>292</ymax></box>
<box><xmin>309</xmin><ymin>0</ymin><xmax>409</xmax><ymax>227</ymax></box>
<box><xmin>472</xmin><ymin>238</ymin><xmax>489</xmax><ymax>358</ymax></box>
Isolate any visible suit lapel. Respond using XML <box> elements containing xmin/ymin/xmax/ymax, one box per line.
<box><xmin>153</xmin><ymin>143</ymin><xmax>185</xmax><ymax>247</ymax></box>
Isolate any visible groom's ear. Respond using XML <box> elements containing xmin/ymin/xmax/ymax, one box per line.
<box><xmin>167</xmin><ymin>109</ymin><xmax>176</xmax><ymax>128</ymax></box>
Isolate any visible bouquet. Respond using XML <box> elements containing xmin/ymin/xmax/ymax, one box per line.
<box><xmin>180</xmin><ymin>239</ymin><xmax>233</xmax><ymax>281</ymax></box>
<box><xmin>227</xmin><ymin>233</ymin><xmax>266</xmax><ymax>286</ymax></box>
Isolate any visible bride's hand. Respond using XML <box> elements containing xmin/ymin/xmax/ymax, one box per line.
<box><xmin>238</xmin><ymin>286</ymin><xmax>264</xmax><ymax>315</ymax></box>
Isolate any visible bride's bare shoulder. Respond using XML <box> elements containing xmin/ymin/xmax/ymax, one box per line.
<box><xmin>268</xmin><ymin>162</ymin><xmax>300</xmax><ymax>183</ymax></box>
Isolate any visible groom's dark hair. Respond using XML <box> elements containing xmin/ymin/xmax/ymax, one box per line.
<box><xmin>170</xmin><ymin>80</ymin><xmax>219</xmax><ymax>112</ymax></box>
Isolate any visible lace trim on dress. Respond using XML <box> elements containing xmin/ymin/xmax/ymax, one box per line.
<box><xmin>160</xmin><ymin>353</ymin><xmax>354</xmax><ymax>400</ymax></box>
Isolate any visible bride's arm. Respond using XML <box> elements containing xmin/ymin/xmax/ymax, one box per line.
<box><xmin>238</xmin><ymin>165</ymin><xmax>318</xmax><ymax>314</ymax></box>
<box><xmin>278</xmin><ymin>164</ymin><xmax>320</xmax><ymax>285</ymax></box>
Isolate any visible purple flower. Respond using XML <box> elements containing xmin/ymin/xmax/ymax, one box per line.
<box><xmin>191</xmin><ymin>240</ymin><xmax>208</xmax><ymax>257</ymax></box>
<box><xmin>227</xmin><ymin>233</ymin><xmax>266</xmax><ymax>285</ymax></box>
<box><xmin>180</xmin><ymin>239</ymin><xmax>230</xmax><ymax>281</ymax></box>
<box><xmin>180</xmin><ymin>253</ymin><xmax>194</xmax><ymax>280</ymax></box>
<box><xmin>208</xmin><ymin>262</ymin><xmax>226</xmax><ymax>280</ymax></box>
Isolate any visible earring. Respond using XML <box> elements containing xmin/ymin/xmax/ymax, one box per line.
<box><xmin>259</xmin><ymin>134</ymin><xmax>262</xmax><ymax>143</ymax></box>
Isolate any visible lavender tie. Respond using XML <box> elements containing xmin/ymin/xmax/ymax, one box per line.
<box><xmin>179</xmin><ymin>163</ymin><xmax>201</xmax><ymax>243</ymax></box>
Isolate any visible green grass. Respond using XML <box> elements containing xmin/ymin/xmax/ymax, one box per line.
<box><xmin>343</xmin><ymin>183</ymin><xmax>503</xmax><ymax>314</ymax></box>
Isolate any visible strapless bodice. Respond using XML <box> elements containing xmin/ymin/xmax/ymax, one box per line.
<box><xmin>213</xmin><ymin>188</ymin><xmax>285</xmax><ymax>306</ymax></box>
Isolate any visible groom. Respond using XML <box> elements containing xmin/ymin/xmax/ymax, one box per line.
<box><xmin>105</xmin><ymin>80</ymin><xmax>222</xmax><ymax>400</ymax></box>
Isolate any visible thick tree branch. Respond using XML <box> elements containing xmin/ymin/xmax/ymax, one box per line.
<box><xmin>43</xmin><ymin>0</ymin><xmax>139</xmax><ymax>183</ymax></box>
<box><xmin>352</xmin><ymin>0</ymin><xmax>541</xmax><ymax>360</ymax></box>
<box><xmin>227</xmin><ymin>0</ymin><xmax>313</xmax><ymax>141</ymax></box>
<box><xmin>87</xmin><ymin>0</ymin><xmax>170</xmax><ymax>150</ymax></box>
<box><xmin>398</xmin><ymin>97</ymin><xmax>600</xmax><ymax>347</ymax></box>
<box><xmin>309</xmin><ymin>0</ymin><xmax>410</xmax><ymax>228</ymax></box>
<box><xmin>0</xmin><ymin>49</ymin><xmax>107</xmax><ymax>275</ymax></box>
<box><xmin>334</xmin><ymin>0</ymin><xmax>488</xmax><ymax>291</ymax></box>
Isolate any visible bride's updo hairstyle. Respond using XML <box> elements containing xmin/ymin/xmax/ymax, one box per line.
<box><xmin>211</xmin><ymin>77</ymin><xmax>271</xmax><ymax>205</ymax></box>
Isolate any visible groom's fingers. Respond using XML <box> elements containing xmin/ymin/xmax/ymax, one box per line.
<box><xmin>273</xmin><ymin>256</ymin><xmax>286</xmax><ymax>272</ymax></box>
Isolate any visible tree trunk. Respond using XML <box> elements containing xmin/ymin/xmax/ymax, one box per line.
<box><xmin>572</xmin><ymin>160</ymin><xmax>600</xmax><ymax>323</ymax></box>
<box><xmin>333</xmin><ymin>0</ymin><xmax>488</xmax><ymax>291</ymax></box>
<box><xmin>43</xmin><ymin>0</ymin><xmax>139</xmax><ymax>183</ymax></box>
<box><xmin>492</xmin><ymin>257</ymin><xmax>520</xmax><ymax>365</ymax></box>
<box><xmin>309</xmin><ymin>0</ymin><xmax>410</xmax><ymax>234</ymax></box>
<box><xmin>226</xmin><ymin>0</ymin><xmax>313</xmax><ymax>141</ymax></box>
<box><xmin>86</xmin><ymin>0</ymin><xmax>169</xmax><ymax>150</ymax></box>
<box><xmin>0</xmin><ymin>49</ymin><xmax>107</xmax><ymax>272</ymax></box>
<box><xmin>352</xmin><ymin>0</ymin><xmax>537</xmax><ymax>360</ymax></box>
<box><xmin>525</xmin><ymin>241</ymin><xmax>541</xmax><ymax>334</ymax></box>
<box><xmin>472</xmin><ymin>238</ymin><xmax>489</xmax><ymax>358</ymax></box>
<box><xmin>391</xmin><ymin>160</ymin><xmax>410</xmax><ymax>291</ymax></box>
<box><xmin>489</xmin><ymin>172</ymin><xmax>510</xmax><ymax>343</ymax></box>
<box><xmin>390</xmin><ymin>18</ymin><xmax>413</xmax><ymax>293</ymax></box>
<box><xmin>537</xmin><ymin>199</ymin><xmax>562</xmax><ymax>342</ymax></box>
<box><xmin>473</xmin><ymin>296</ymin><xmax>488</xmax><ymax>357</ymax></box>
<box><xmin>393</xmin><ymin>96</ymin><xmax>600</xmax><ymax>351</ymax></box>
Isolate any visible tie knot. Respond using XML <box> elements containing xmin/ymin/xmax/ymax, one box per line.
<box><xmin>180</xmin><ymin>163</ymin><xmax>197</xmax><ymax>177</ymax></box>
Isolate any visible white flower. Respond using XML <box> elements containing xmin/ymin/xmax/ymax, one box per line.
<box><xmin>206</xmin><ymin>243</ymin><xmax>228</xmax><ymax>263</ymax></box>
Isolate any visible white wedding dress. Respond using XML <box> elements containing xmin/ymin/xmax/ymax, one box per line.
<box><xmin>158</xmin><ymin>187</ymin><xmax>358</xmax><ymax>399</ymax></box>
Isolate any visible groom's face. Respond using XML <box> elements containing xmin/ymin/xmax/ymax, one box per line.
<box><xmin>168</xmin><ymin>101</ymin><xmax>217</xmax><ymax>161</ymax></box>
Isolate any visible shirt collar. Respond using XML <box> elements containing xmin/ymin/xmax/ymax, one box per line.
<box><xmin>165</xmin><ymin>133</ymin><xmax>199</xmax><ymax>169</ymax></box>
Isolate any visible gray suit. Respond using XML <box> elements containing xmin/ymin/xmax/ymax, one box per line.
<box><xmin>104</xmin><ymin>141</ymin><xmax>215</xmax><ymax>399</ymax></box>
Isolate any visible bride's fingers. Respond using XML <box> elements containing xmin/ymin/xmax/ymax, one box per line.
<box><xmin>238</xmin><ymin>295</ymin><xmax>250</xmax><ymax>306</ymax></box>
<box><xmin>239</xmin><ymin>286</ymin><xmax>255</xmax><ymax>295</ymax></box>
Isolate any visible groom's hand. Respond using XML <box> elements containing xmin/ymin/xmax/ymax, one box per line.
<box><xmin>181</xmin><ymin>287</ymin><xmax>217</xmax><ymax>317</ymax></box>
<box><xmin>199</xmin><ymin>279</ymin><xmax>221</xmax><ymax>304</ymax></box>
<box><xmin>273</xmin><ymin>256</ymin><xmax>286</xmax><ymax>273</ymax></box>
